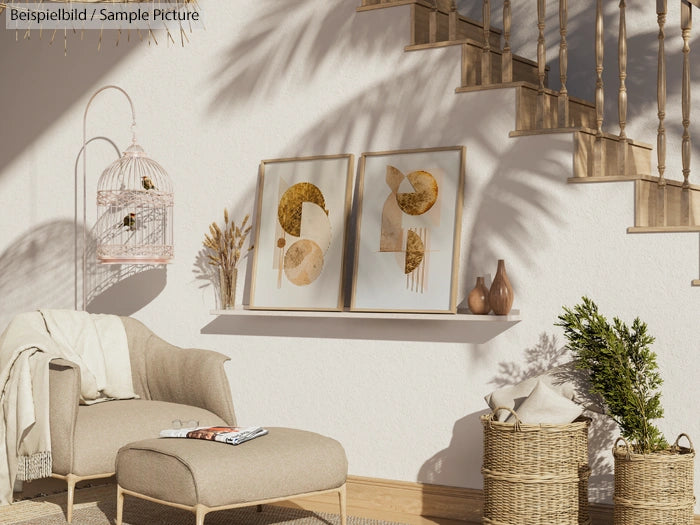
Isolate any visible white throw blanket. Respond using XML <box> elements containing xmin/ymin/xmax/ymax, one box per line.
<box><xmin>0</xmin><ymin>310</ymin><xmax>137</xmax><ymax>505</ymax></box>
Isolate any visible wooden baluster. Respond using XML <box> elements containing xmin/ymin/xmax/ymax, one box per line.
<box><xmin>594</xmin><ymin>0</ymin><xmax>605</xmax><ymax>177</ymax></box>
<box><xmin>618</xmin><ymin>0</ymin><xmax>628</xmax><ymax>175</ymax></box>
<box><xmin>429</xmin><ymin>1</ymin><xmax>438</xmax><ymax>44</ymax></box>
<box><xmin>482</xmin><ymin>0</ymin><xmax>492</xmax><ymax>85</ymax></box>
<box><xmin>449</xmin><ymin>0</ymin><xmax>458</xmax><ymax>41</ymax></box>
<box><xmin>657</xmin><ymin>0</ymin><xmax>668</xmax><ymax>225</ymax></box>
<box><xmin>502</xmin><ymin>0</ymin><xmax>513</xmax><ymax>82</ymax></box>
<box><xmin>535</xmin><ymin>0</ymin><xmax>547</xmax><ymax>128</ymax></box>
<box><xmin>681</xmin><ymin>0</ymin><xmax>692</xmax><ymax>224</ymax></box>
<box><xmin>558</xmin><ymin>0</ymin><xmax>569</xmax><ymax>127</ymax></box>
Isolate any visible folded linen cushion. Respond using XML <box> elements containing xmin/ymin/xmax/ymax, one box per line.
<box><xmin>505</xmin><ymin>379</ymin><xmax>583</xmax><ymax>425</ymax></box>
<box><xmin>485</xmin><ymin>367</ymin><xmax>576</xmax><ymax>421</ymax></box>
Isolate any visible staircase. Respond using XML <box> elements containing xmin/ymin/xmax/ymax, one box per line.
<box><xmin>357</xmin><ymin>0</ymin><xmax>700</xmax><ymax>286</ymax></box>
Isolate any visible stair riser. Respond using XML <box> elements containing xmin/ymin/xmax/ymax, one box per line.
<box><xmin>412</xmin><ymin>3</ymin><xmax>500</xmax><ymax>47</ymax></box>
<box><xmin>573</xmin><ymin>133</ymin><xmax>651</xmax><ymax>179</ymax></box>
<box><xmin>515</xmin><ymin>88</ymin><xmax>593</xmax><ymax>130</ymax></box>
<box><xmin>635</xmin><ymin>180</ymin><xmax>700</xmax><ymax>228</ymax></box>
<box><xmin>462</xmin><ymin>45</ymin><xmax>547</xmax><ymax>88</ymax></box>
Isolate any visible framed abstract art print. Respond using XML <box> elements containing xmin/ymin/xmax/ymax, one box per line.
<box><xmin>249</xmin><ymin>154</ymin><xmax>354</xmax><ymax>311</ymax></box>
<box><xmin>350</xmin><ymin>146</ymin><xmax>465</xmax><ymax>313</ymax></box>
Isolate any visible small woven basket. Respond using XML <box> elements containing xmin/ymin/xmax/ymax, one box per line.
<box><xmin>481</xmin><ymin>407</ymin><xmax>591</xmax><ymax>525</ymax></box>
<box><xmin>613</xmin><ymin>434</ymin><xmax>695</xmax><ymax>525</ymax></box>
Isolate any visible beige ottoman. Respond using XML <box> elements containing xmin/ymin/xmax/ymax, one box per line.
<box><xmin>115</xmin><ymin>428</ymin><xmax>348</xmax><ymax>525</ymax></box>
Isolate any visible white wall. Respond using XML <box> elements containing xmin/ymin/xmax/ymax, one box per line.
<box><xmin>1</xmin><ymin>0</ymin><xmax>699</xmax><ymax>507</ymax></box>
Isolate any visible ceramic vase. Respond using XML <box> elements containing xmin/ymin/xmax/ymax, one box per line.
<box><xmin>219</xmin><ymin>267</ymin><xmax>237</xmax><ymax>309</ymax></box>
<box><xmin>467</xmin><ymin>276</ymin><xmax>491</xmax><ymax>314</ymax></box>
<box><xmin>489</xmin><ymin>259</ymin><xmax>514</xmax><ymax>315</ymax></box>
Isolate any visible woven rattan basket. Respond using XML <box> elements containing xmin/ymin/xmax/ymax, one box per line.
<box><xmin>481</xmin><ymin>407</ymin><xmax>591</xmax><ymax>525</ymax></box>
<box><xmin>613</xmin><ymin>434</ymin><xmax>695</xmax><ymax>525</ymax></box>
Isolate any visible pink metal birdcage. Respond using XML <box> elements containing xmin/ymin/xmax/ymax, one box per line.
<box><xmin>95</xmin><ymin>142</ymin><xmax>174</xmax><ymax>264</ymax></box>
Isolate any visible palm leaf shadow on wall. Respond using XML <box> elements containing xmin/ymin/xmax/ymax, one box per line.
<box><xmin>0</xmin><ymin>221</ymin><xmax>76</xmax><ymax>330</ymax></box>
<box><xmin>0</xmin><ymin>220</ymin><xmax>166</xmax><ymax>326</ymax></box>
<box><xmin>209</xmin><ymin>0</ymin><xmax>405</xmax><ymax>112</ymax></box>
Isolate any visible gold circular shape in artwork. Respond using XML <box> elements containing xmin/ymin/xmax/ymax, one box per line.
<box><xmin>277</xmin><ymin>237</ymin><xmax>286</xmax><ymax>248</ymax></box>
<box><xmin>277</xmin><ymin>182</ymin><xmax>327</xmax><ymax>237</ymax></box>
<box><xmin>396</xmin><ymin>170</ymin><xmax>438</xmax><ymax>216</ymax></box>
<box><xmin>283</xmin><ymin>239</ymin><xmax>324</xmax><ymax>286</ymax></box>
<box><xmin>404</xmin><ymin>230</ymin><xmax>425</xmax><ymax>274</ymax></box>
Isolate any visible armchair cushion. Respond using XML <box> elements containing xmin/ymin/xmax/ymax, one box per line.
<box><xmin>54</xmin><ymin>400</ymin><xmax>226</xmax><ymax>477</ymax></box>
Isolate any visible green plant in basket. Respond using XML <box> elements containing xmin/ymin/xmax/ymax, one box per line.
<box><xmin>556</xmin><ymin>296</ymin><xmax>667</xmax><ymax>454</ymax></box>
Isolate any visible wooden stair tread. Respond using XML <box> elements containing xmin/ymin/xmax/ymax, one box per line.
<box><xmin>456</xmin><ymin>81</ymin><xmax>589</xmax><ymax>106</ymax></box>
<box><xmin>568</xmin><ymin>174</ymin><xmax>700</xmax><ymax>190</ymax></box>
<box><xmin>407</xmin><ymin>41</ymin><xmax>543</xmax><ymax>71</ymax></box>
<box><xmin>510</xmin><ymin>127</ymin><xmax>652</xmax><ymax>149</ymax></box>
<box><xmin>628</xmin><ymin>226</ymin><xmax>700</xmax><ymax>233</ymax></box>
<box><xmin>357</xmin><ymin>0</ymin><xmax>430</xmax><ymax>12</ymax></box>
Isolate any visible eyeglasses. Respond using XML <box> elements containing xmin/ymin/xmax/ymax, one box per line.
<box><xmin>171</xmin><ymin>419</ymin><xmax>199</xmax><ymax>429</ymax></box>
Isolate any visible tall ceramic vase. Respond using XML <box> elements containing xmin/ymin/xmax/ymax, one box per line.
<box><xmin>489</xmin><ymin>259</ymin><xmax>514</xmax><ymax>315</ymax></box>
<box><xmin>468</xmin><ymin>276</ymin><xmax>491</xmax><ymax>314</ymax></box>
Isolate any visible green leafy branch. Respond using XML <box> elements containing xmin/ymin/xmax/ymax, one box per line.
<box><xmin>556</xmin><ymin>297</ymin><xmax>667</xmax><ymax>453</ymax></box>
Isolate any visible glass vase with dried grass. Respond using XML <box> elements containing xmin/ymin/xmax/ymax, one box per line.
<box><xmin>203</xmin><ymin>209</ymin><xmax>252</xmax><ymax>309</ymax></box>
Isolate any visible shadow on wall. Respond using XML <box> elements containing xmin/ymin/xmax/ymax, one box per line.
<box><xmin>418</xmin><ymin>333</ymin><xmax>615</xmax><ymax>501</ymax></box>
<box><xmin>208</xmin><ymin>0</ymin><xmax>407</xmax><ymax>112</ymax></box>
<box><xmin>205</xmin><ymin>0</ymin><xmax>573</xmax><ymax>314</ymax></box>
<box><xmin>457</xmin><ymin>0</ymin><xmax>700</xmax><ymax>150</ymax></box>
<box><xmin>0</xmin><ymin>219</ymin><xmax>166</xmax><ymax>329</ymax></box>
<box><xmin>0</xmin><ymin>221</ymin><xmax>76</xmax><ymax>330</ymax></box>
<box><xmin>86</xmin><ymin>265</ymin><xmax>166</xmax><ymax>315</ymax></box>
<box><xmin>84</xmin><ymin>213</ymin><xmax>168</xmax><ymax>315</ymax></box>
<box><xmin>0</xmin><ymin>28</ymin><xmax>139</xmax><ymax>172</ymax></box>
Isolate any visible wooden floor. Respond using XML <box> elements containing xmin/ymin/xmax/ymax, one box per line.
<box><xmin>16</xmin><ymin>475</ymin><xmax>675</xmax><ymax>525</ymax></box>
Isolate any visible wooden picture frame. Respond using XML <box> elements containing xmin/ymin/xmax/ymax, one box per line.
<box><xmin>350</xmin><ymin>146</ymin><xmax>465</xmax><ymax>313</ymax></box>
<box><xmin>249</xmin><ymin>154</ymin><xmax>354</xmax><ymax>311</ymax></box>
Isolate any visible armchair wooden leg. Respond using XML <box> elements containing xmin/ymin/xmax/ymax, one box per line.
<box><xmin>338</xmin><ymin>484</ymin><xmax>347</xmax><ymax>525</ymax></box>
<box><xmin>116</xmin><ymin>485</ymin><xmax>125</xmax><ymax>525</ymax></box>
<box><xmin>65</xmin><ymin>474</ymin><xmax>77</xmax><ymax>523</ymax></box>
<box><xmin>194</xmin><ymin>503</ymin><xmax>208</xmax><ymax>525</ymax></box>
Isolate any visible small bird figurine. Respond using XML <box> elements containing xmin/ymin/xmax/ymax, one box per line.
<box><xmin>121</xmin><ymin>213</ymin><xmax>136</xmax><ymax>231</ymax></box>
<box><xmin>141</xmin><ymin>175</ymin><xmax>156</xmax><ymax>191</ymax></box>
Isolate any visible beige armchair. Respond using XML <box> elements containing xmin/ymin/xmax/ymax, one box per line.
<box><xmin>48</xmin><ymin>316</ymin><xmax>236</xmax><ymax>522</ymax></box>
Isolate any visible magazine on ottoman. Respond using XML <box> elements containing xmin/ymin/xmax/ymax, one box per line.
<box><xmin>159</xmin><ymin>426</ymin><xmax>268</xmax><ymax>445</ymax></box>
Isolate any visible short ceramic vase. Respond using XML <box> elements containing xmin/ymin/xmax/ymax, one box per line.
<box><xmin>489</xmin><ymin>259</ymin><xmax>514</xmax><ymax>315</ymax></box>
<box><xmin>467</xmin><ymin>276</ymin><xmax>491</xmax><ymax>314</ymax></box>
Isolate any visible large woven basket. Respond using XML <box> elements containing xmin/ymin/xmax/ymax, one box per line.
<box><xmin>481</xmin><ymin>408</ymin><xmax>591</xmax><ymax>525</ymax></box>
<box><xmin>613</xmin><ymin>434</ymin><xmax>695</xmax><ymax>525</ymax></box>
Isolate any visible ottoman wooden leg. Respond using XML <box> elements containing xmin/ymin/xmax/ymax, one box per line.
<box><xmin>338</xmin><ymin>484</ymin><xmax>347</xmax><ymax>525</ymax></box>
<box><xmin>116</xmin><ymin>485</ymin><xmax>125</xmax><ymax>525</ymax></box>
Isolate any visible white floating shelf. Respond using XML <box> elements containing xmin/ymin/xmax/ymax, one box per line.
<box><xmin>203</xmin><ymin>308</ymin><xmax>521</xmax><ymax>343</ymax></box>
<box><xmin>211</xmin><ymin>308</ymin><xmax>521</xmax><ymax>321</ymax></box>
